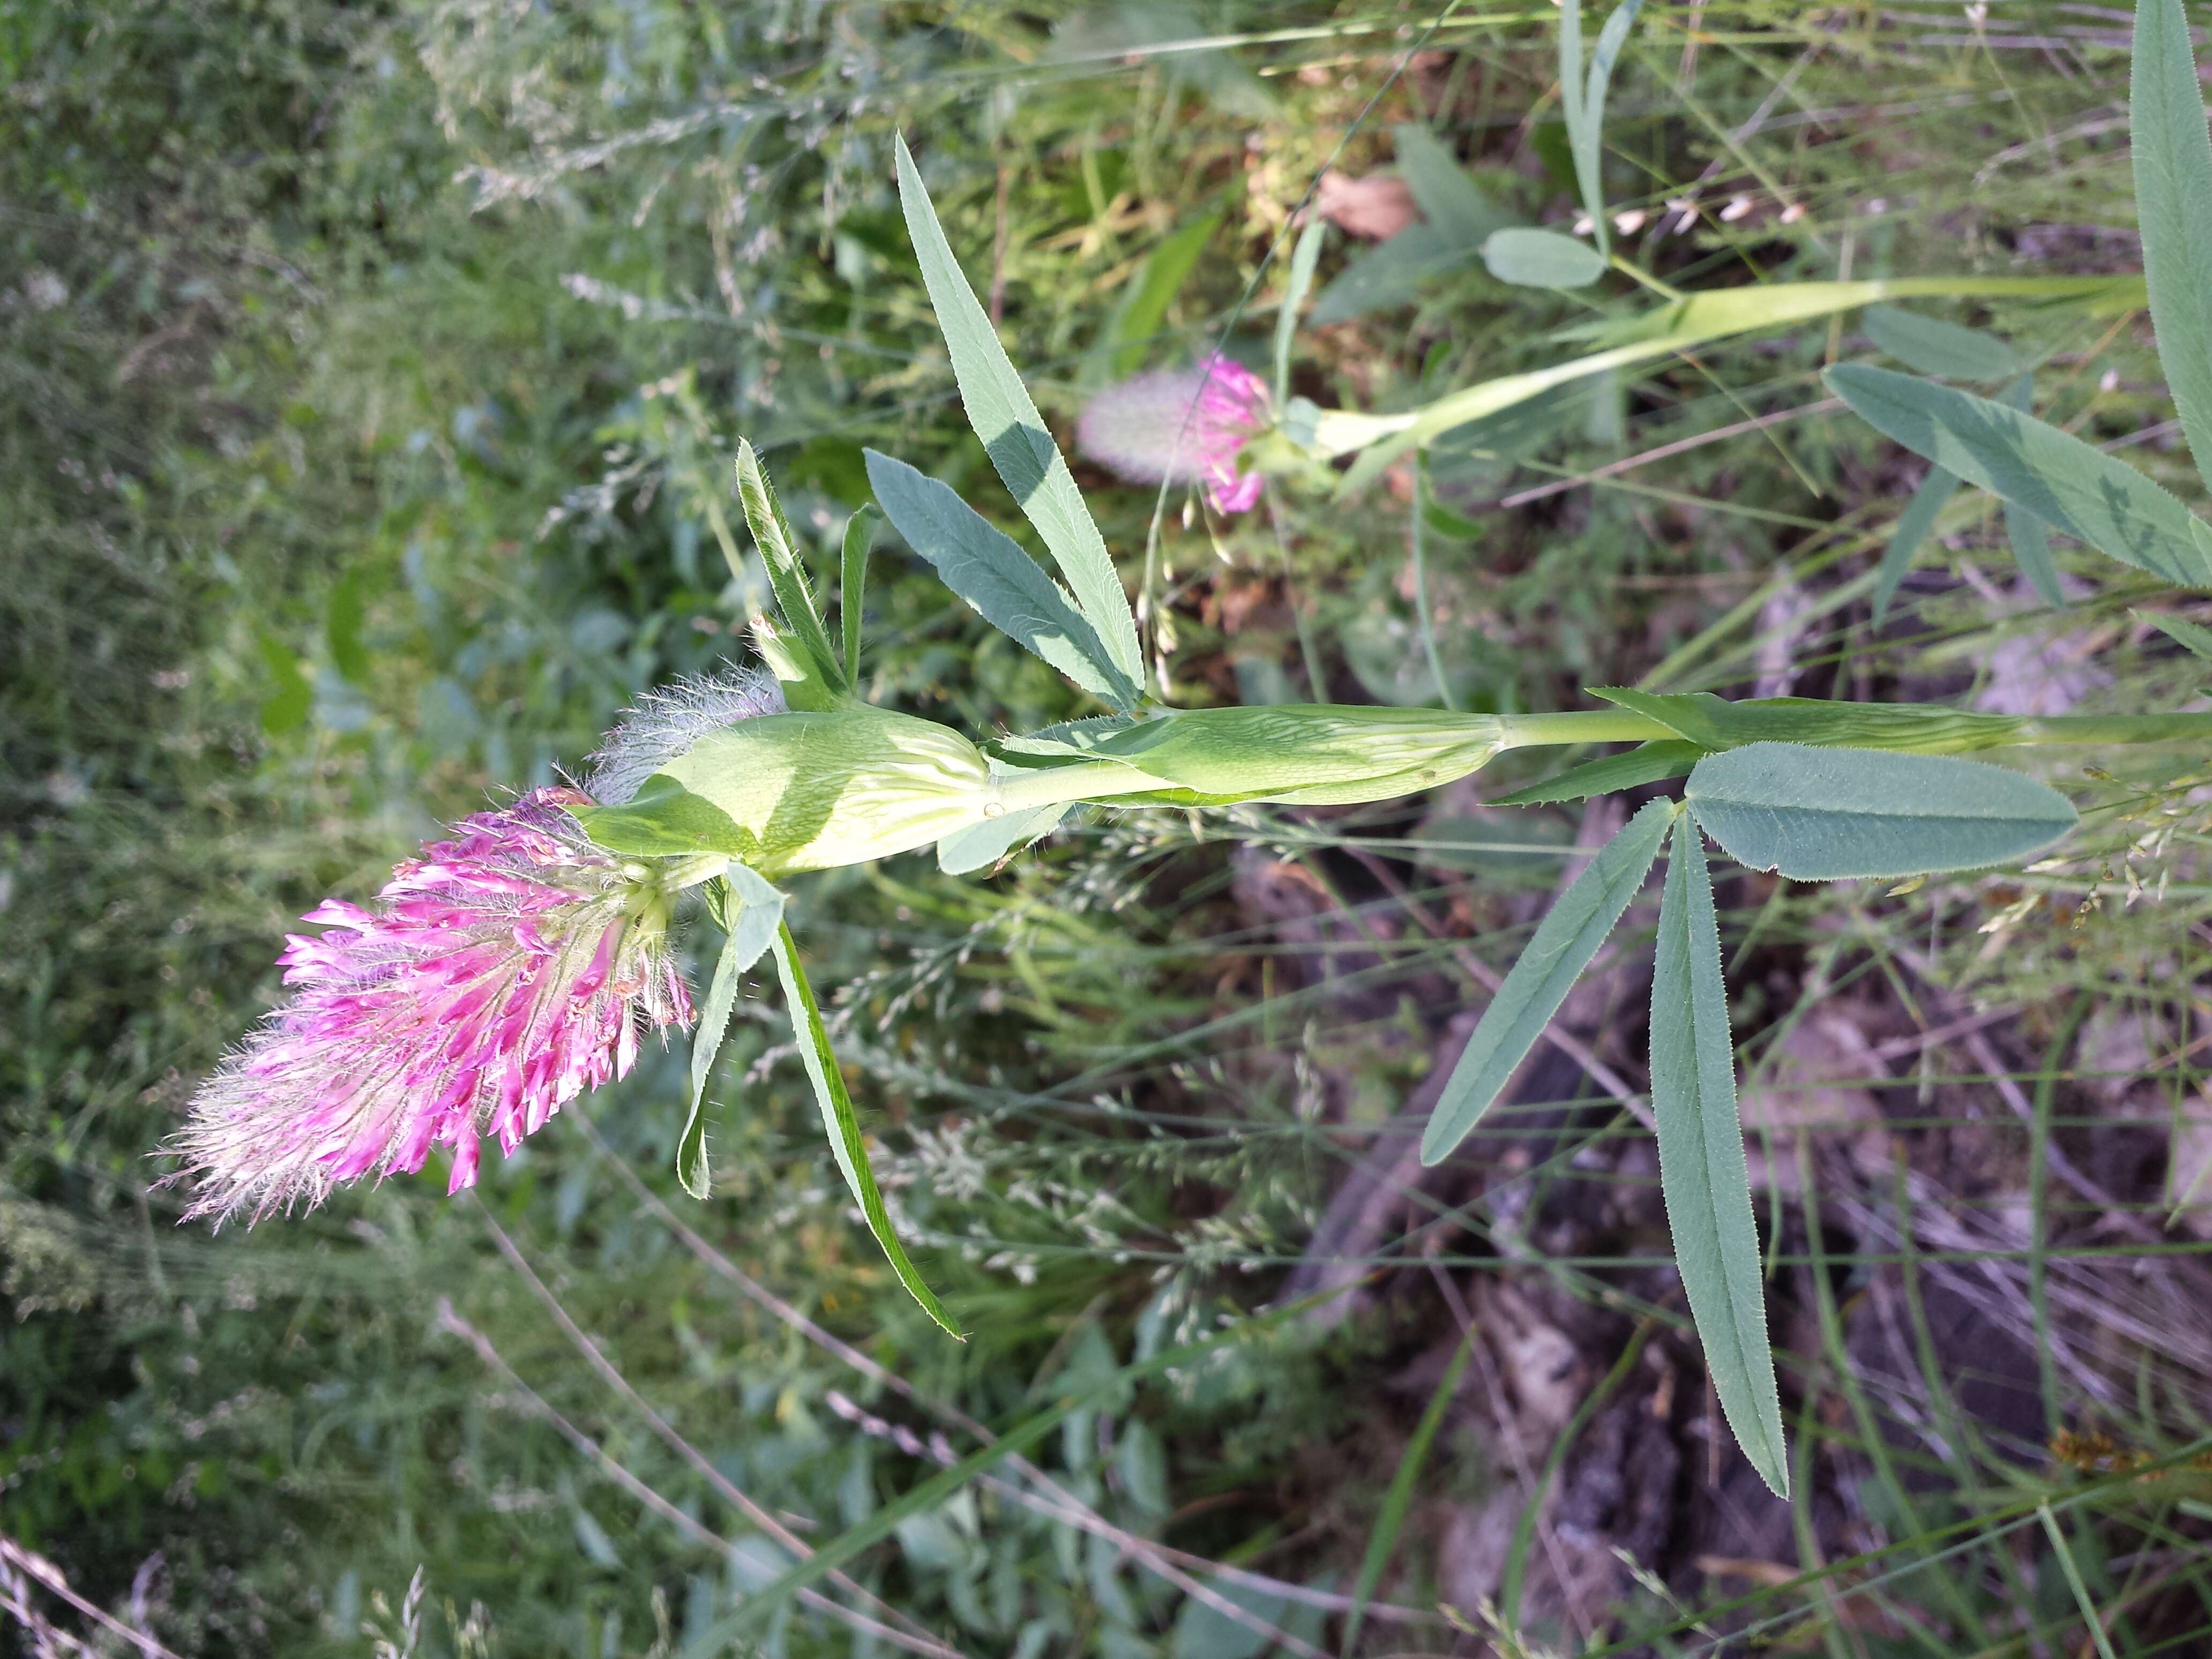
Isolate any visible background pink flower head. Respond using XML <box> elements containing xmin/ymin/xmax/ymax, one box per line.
<box><xmin>170</xmin><ymin>787</ymin><xmax>694</xmax><ymax>1223</ymax></box>
<box><xmin>1077</xmin><ymin>352</ymin><xmax>1271</xmax><ymax>514</ymax></box>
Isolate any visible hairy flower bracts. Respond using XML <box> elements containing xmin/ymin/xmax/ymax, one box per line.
<box><xmin>172</xmin><ymin>788</ymin><xmax>696</xmax><ymax>1223</ymax></box>
<box><xmin>1078</xmin><ymin>352</ymin><xmax>1272</xmax><ymax>514</ymax></box>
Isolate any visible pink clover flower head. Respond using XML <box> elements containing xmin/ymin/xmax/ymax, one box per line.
<box><xmin>1077</xmin><ymin>352</ymin><xmax>1272</xmax><ymax>515</ymax></box>
<box><xmin>171</xmin><ymin>787</ymin><xmax>695</xmax><ymax>1222</ymax></box>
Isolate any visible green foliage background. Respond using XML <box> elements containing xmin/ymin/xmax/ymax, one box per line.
<box><xmin>6</xmin><ymin>2</ymin><xmax>2212</xmax><ymax>1655</ymax></box>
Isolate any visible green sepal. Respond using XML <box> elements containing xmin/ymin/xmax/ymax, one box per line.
<box><xmin>735</xmin><ymin>439</ymin><xmax>847</xmax><ymax>696</ymax></box>
<box><xmin>677</xmin><ymin>865</ymin><xmax>783</xmax><ymax>1199</ymax></box>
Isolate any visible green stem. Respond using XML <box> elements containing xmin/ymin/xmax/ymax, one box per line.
<box><xmin>2020</xmin><ymin>712</ymin><xmax>2212</xmax><ymax>745</ymax></box>
<box><xmin>989</xmin><ymin>759</ymin><xmax>1170</xmax><ymax>814</ymax></box>
<box><xmin>1408</xmin><ymin>466</ymin><xmax>1458</xmax><ymax>714</ymax></box>
<box><xmin>1494</xmin><ymin>709</ymin><xmax>1671</xmax><ymax>748</ymax></box>
<box><xmin>1322</xmin><ymin>273</ymin><xmax>2143</xmax><ymax>495</ymax></box>
<box><xmin>1488</xmin><ymin>706</ymin><xmax>2212</xmax><ymax>752</ymax></box>
<box><xmin>981</xmin><ymin>703</ymin><xmax>2212</xmax><ymax>821</ymax></box>
<box><xmin>1609</xmin><ymin>254</ymin><xmax>1684</xmax><ymax>301</ymax></box>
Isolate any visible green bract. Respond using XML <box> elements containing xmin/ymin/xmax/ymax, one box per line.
<box><xmin>577</xmin><ymin>705</ymin><xmax>992</xmax><ymax>877</ymax></box>
<box><xmin>1045</xmin><ymin>705</ymin><xmax>1506</xmax><ymax>807</ymax></box>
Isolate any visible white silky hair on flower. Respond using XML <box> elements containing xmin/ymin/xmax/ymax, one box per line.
<box><xmin>585</xmin><ymin>667</ymin><xmax>788</xmax><ymax>805</ymax></box>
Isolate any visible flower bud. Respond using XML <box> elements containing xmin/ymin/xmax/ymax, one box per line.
<box><xmin>1072</xmin><ymin>705</ymin><xmax>1505</xmax><ymax>806</ymax></box>
<box><xmin>579</xmin><ymin>678</ymin><xmax>993</xmax><ymax>876</ymax></box>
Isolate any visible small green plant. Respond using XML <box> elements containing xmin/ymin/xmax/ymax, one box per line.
<box><xmin>574</xmin><ymin>0</ymin><xmax>2212</xmax><ymax>1494</ymax></box>
<box><xmin>161</xmin><ymin>0</ymin><xmax>2212</xmax><ymax>1536</ymax></box>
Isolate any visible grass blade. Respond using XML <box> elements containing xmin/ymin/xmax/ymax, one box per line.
<box><xmin>1558</xmin><ymin>0</ymin><xmax>1590</xmax><ymax>249</ymax></box>
<box><xmin>1651</xmin><ymin>816</ymin><xmax>1789</xmax><ymax>1497</ymax></box>
<box><xmin>1420</xmin><ymin>798</ymin><xmax>1673</xmax><ymax>1165</ymax></box>
<box><xmin>1498</xmin><ymin>1321</ymin><xmax>1655</xmax><ymax>1627</ymax></box>
<box><xmin>1274</xmin><ymin>216</ymin><xmax>1327</xmax><ymax>409</ymax></box>
<box><xmin>894</xmin><ymin>133</ymin><xmax>1143</xmax><ymax>694</ymax></box>
<box><xmin>2137</xmin><ymin>605</ymin><xmax>2212</xmax><ymax>663</ymax></box>
<box><xmin>1872</xmin><ymin>461</ymin><xmax>1959</xmax><ymax>627</ymax></box>
<box><xmin>2038</xmin><ymin>1501</ymin><xmax>2123</xmax><ymax>1659</ymax></box>
<box><xmin>678</xmin><ymin>866</ymin><xmax>783</xmax><ymax>1199</ymax></box>
<box><xmin>1684</xmin><ymin>742</ymin><xmax>2078</xmax><ymax>879</ymax></box>
<box><xmin>1108</xmin><ymin>212</ymin><xmax>1220</xmax><ymax>377</ymax></box>
<box><xmin>864</xmin><ymin>449</ymin><xmax>1141</xmax><ymax>706</ymax></box>
<box><xmin>1340</xmin><ymin>1330</ymin><xmax>1476</xmax><ymax>1655</ymax></box>
<box><xmin>2132</xmin><ymin>0</ymin><xmax>2212</xmax><ymax>492</ymax></box>
<box><xmin>1575</xmin><ymin>0</ymin><xmax>1645</xmax><ymax>257</ymax></box>
<box><xmin>1825</xmin><ymin>362</ymin><xmax>2212</xmax><ymax>587</ymax></box>
<box><xmin>769</xmin><ymin>920</ymin><xmax>961</xmax><ymax>1339</ymax></box>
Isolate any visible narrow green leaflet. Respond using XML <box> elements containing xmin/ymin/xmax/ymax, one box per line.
<box><xmin>1684</xmin><ymin>743</ymin><xmax>2077</xmax><ymax>879</ymax></box>
<box><xmin>1591</xmin><ymin>686</ymin><xmax>2028</xmax><ymax>754</ymax></box>
<box><xmin>1107</xmin><ymin>212</ymin><xmax>1220</xmax><ymax>377</ymax></box>
<box><xmin>1863</xmin><ymin>305</ymin><xmax>2019</xmax><ymax>382</ymax></box>
<box><xmin>864</xmin><ymin>449</ymin><xmax>1141</xmax><ymax>707</ymax></box>
<box><xmin>840</xmin><ymin>505</ymin><xmax>876</xmax><ymax>687</ymax></box>
<box><xmin>1483</xmin><ymin>227</ymin><xmax>1607</xmax><ymax>290</ymax></box>
<box><xmin>1420</xmin><ymin>798</ymin><xmax>1673</xmax><ymax>1165</ymax></box>
<box><xmin>2004</xmin><ymin>483</ymin><xmax>2062</xmax><ymax>607</ymax></box>
<box><xmin>327</xmin><ymin>567</ymin><xmax>370</xmax><ymax>682</ymax></box>
<box><xmin>1824</xmin><ymin>363</ymin><xmax>2212</xmax><ymax>588</ymax></box>
<box><xmin>1274</xmin><ymin>215</ymin><xmax>1327</xmax><ymax>408</ymax></box>
<box><xmin>769</xmin><ymin>921</ymin><xmax>961</xmax><ymax>1338</ymax></box>
<box><xmin>1307</xmin><ymin>224</ymin><xmax>1474</xmax><ymax>325</ymax></box>
<box><xmin>1999</xmin><ymin>373</ymin><xmax>2064</xmax><ymax>606</ymax></box>
<box><xmin>1871</xmin><ymin>461</ymin><xmax>1959</xmax><ymax>627</ymax></box>
<box><xmin>1650</xmin><ymin>817</ymin><xmax>1789</xmax><ymax>1498</ymax></box>
<box><xmin>2132</xmin><ymin>0</ymin><xmax>2212</xmax><ymax>490</ymax></box>
<box><xmin>735</xmin><ymin>440</ymin><xmax>845</xmax><ymax>693</ymax></box>
<box><xmin>894</xmin><ymin>134</ymin><xmax>1144</xmax><ymax>691</ymax></box>
<box><xmin>678</xmin><ymin>865</ymin><xmax>783</xmax><ymax>1200</ymax></box>
<box><xmin>1392</xmin><ymin>123</ymin><xmax>1513</xmax><ymax>246</ymax></box>
<box><xmin>1560</xmin><ymin>0</ymin><xmax>1643</xmax><ymax>258</ymax></box>
<box><xmin>1493</xmin><ymin>739</ymin><xmax>1702</xmax><ymax>806</ymax></box>
<box><xmin>1557</xmin><ymin>0</ymin><xmax>1592</xmax><ymax>250</ymax></box>
<box><xmin>1340</xmin><ymin>1331</ymin><xmax>1476</xmax><ymax>1656</ymax></box>
<box><xmin>2138</xmin><ymin>606</ymin><xmax>2212</xmax><ymax>664</ymax></box>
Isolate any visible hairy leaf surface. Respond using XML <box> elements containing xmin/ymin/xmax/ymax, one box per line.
<box><xmin>2132</xmin><ymin>0</ymin><xmax>2212</xmax><ymax>490</ymax></box>
<box><xmin>678</xmin><ymin>866</ymin><xmax>783</xmax><ymax>1199</ymax></box>
<box><xmin>770</xmin><ymin>921</ymin><xmax>961</xmax><ymax>1337</ymax></box>
<box><xmin>865</xmin><ymin>449</ymin><xmax>1140</xmax><ymax>706</ymax></box>
<box><xmin>1825</xmin><ymin>363</ymin><xmax>2212</xmax><ymax>587</ymax></box>
<box><xmin>1421</xmin><ymin>799</ymin><xmax>1672</xmax><ymax>1165</ymax></box>
<box><xmin>1685</xmin><ymin>743</ymin><xmax>2076</xmax><ymax>879</ymax></box>
<box><xmin>1651</xmin><ymin>818</ymin><xmax>1788</xmax><ymax>1496</ymax></box>
<box><xmin>894</xmin><ymin>134</ymin><xmax>1143</xmax><ymax>693</ymax></box>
